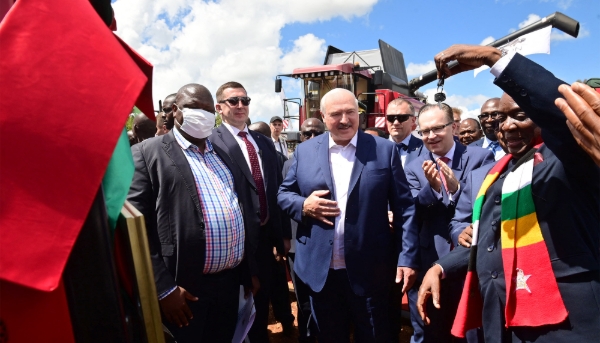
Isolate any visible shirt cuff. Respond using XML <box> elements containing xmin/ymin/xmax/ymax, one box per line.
<box><xmin>490</xmin><ymin>50</ymin><xmax>516</xmax><ymax>78</ymax></box>
<box><xmin>435</xmin><ymin>263</ymin><xmax>446</xmax><ymax>280</ymax></box>
<box><xmin>448</xmin><ymin>184</ymin><xmax>460</xmax><ymax>202</ymax></box>
<box><xmin>158</xmin><ymin>286</ymin><xmax>177</xmax><ymax>300</ymax></box>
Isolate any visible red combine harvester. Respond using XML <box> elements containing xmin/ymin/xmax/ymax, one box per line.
<box><xmin>275</xmin><ymin>12</ymin><xmax>580</xmax><ymax>143</ymax></box>
<box><xmin>275</xmin><ymin>39</ymin><xmax>425</xmax><ymax>140</ymax></box>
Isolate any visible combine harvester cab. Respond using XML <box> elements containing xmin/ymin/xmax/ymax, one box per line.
<box><xmin>275</xmin><ymin>39</ymin><xmax>426</xmax><ymax>141</ymax></box>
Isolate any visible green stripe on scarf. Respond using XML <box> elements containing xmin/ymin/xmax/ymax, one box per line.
<box><xmin>500</xmin><ymin>184</ymin><xmax>536</xmax><ymax>221</ymax></box>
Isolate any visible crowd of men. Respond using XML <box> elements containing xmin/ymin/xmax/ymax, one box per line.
<box><xmin>126</xmin><ymin>44</ymin><xmax>600</xmax><ymax>343</ymax></box>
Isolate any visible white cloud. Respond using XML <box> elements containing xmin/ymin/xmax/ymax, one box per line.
<box><xmin>112</xmin><ymin>0</ymin><xmax>378</xmax><ymax>123</ymax></box>
<box><xmin>480</xmin><ymin>36</ymin><xmax>495</xmax><ymax>46</ymax></box>
<box><xmin>518</xmin><ymin>14</ymin><xmax>541</xmax><ymax>29</ymax></box>
<box><xmin>551</xmin><ymin>26</ymin><xmax>590</xmax><ymax>41</ymax></box>
<box><xmin>421</xmin><ymin>87</ymin><xmax>492</xmax><ymax>121</ymax></box>
<box><xmin>406</xmin><ymin>61</ymin><xmax>435</xmax><ymax>77</ymax></box>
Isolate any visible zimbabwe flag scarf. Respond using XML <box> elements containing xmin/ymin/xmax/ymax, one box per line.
<box><xmin>451</xmin><ymin>145</ymin><xmax>567</xmax><ymax>338</ymax></box>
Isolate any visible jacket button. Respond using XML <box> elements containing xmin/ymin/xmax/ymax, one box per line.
<box><xmin>256</xmin><ymin>211</ymin><xmax>260</xmax><ymax>216</ymax></box>
<box><xmin>501</xmin><ymin>75</ymin><xmax>509</xmax><ymax>83</ymax></box>
<box><xmin>199</xmin><ymin>222</ymin><xmax>205</xmax><ymax>229</ymax></box>
<box><xmin>329</xmin><ymin>240</ymin><xmax>333</xmax><ymax>245</ymax></box>
<box><xmin>520</xmin><ymin>89</ymin><xmax>527</xmax><ymax>97</ymax></box>
<box><xmin>491</xmin><ymin>271</ymin><xmax>498</xmax><ymax>279</ymax></box>
<box><xmin>491</xmin><ymin>220</ymin><xmax>498</xmax><ymax>227</ymax></box>
<box><xmin>494</xmin><ymin>195</ymin><xmax>501</xmax><ymax>204</ymax></box>
<box><xmin>487</xmin><ymin>244</ymin><xmax>494</xmax><ymax>252</ymax></box>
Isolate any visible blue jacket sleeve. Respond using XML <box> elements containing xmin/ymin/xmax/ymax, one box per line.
<box><xmin>277</xmin><ymin>151</ymin><xmax>307</xmax><ymax>224</ymax></box>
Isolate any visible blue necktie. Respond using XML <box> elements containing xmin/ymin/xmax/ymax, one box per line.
<box><xmin>397</xmin><ymin>143</ymin><xmax>408</xmax><ymax>152</ymax></box>
<box><xmin>488</xmin><ymin>141</ymin><xmax>498</xmax><ymax>153</ymax></box>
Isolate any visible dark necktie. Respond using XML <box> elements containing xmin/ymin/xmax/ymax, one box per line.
<box><xmin>438</xmin><ymin>156</ymin><xmax>451</xmax><ymax>193</ymax></box>
<box><xmin>397</xmin><ymin>143</ymin><xmax>408</xmax><ymax>152</ymax></box>
<box><xmin>238</xmin><ymin>131</ymin><xmax>267</xmax><ymax>222</ymax></box>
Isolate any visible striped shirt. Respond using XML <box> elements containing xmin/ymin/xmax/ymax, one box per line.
<box><xmin>174</xmin><ymin>129</ymin><xmax>245</xmax><ymax>274</ymax></box>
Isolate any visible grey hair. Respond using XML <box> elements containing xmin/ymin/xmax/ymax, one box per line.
<box><xmin>320</xmin><ymin>88</ymin><xmax>358</xmax><ymax>115</ymax></box>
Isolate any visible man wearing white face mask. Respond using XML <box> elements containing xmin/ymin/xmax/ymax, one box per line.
<box><xmin>128</xmin><ymin>83</ymin><xmax>249</xmax><ymax>343</ymax></box>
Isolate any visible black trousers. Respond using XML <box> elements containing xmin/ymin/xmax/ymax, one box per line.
<box><xmin>270</xmin><ymin>256</ymin><xmax>295</xmax><ymax>326</ymax></box>
<box><xmin>247</xmin><ymin>227</ymin><xmax>275</xmax><ymax>343</ymax></box>
<box><xmin>164</xmin><ymin>268</ymin><xmax>239</xmax><ymax>343</ymax></box>
<box><xmin>289</xmin><ymin>252</ymin><xmax>317</xmax><ymax>342</ymax></box>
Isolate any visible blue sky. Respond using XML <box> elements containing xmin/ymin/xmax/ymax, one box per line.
<box><xmin>113</xmin><ymin>0</ymin><xmax>598</xmax><ymax>126</ymax></box>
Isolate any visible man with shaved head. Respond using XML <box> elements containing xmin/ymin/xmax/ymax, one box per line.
<box><xmin>131</xmin><ymin>113</ymin><xmax>156</xmax><ymax>144</ymax></box>
<box><xmin>278</xmin><ymin>88</ymin><xmax>418</xmax><ymax>342</ymax></box>
<box><xmin>458</xmin><ymin>118</ymin><xmax>483</xmax><ymax>146</ymax></box>
<box><xmin>128</xmin><ymin>83</ymin><xmax>249</xmax><ymax>343</ymax></box>
<box><xmin>471</xmin><ymin>98</ymin><xmax>505</xmax><ymax>160</ymax></box>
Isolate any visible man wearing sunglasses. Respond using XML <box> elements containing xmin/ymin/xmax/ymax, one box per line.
<box><xmin>470</xmin><ymin>98</ymin><xmax>506</xmax><ymax>160</ymax></box>
<box><xmin>210</xmin><ymin>81</ymin><xmax>290</xmax><ymax>343</ymax></box>
<box><xmin>155</xmin><ymin>93</ymin><xmax>177</xmax><ymax>136</ymax></box>
<box><xmin>386</xmin><ymin>98</ymin><xmax>424</xmax><ymax>167</ymax></box>
<box><xmin>404</xmin><ymin>103</ymin><xmax>494</xmax><ymax>343</ymax></box>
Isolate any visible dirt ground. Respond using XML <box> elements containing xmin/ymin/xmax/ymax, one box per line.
<box><xmin>266</xmin><ymin>284</ymin><xmax>414</xmax><ymax>343</ymax></box>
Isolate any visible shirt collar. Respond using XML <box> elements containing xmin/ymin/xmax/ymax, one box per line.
<box><xmin>173</xmin><ymin>127</ymin><xmax>214</xmax><ymax>153</ymax></box>
<box><xmin>328</xmin><ymin>131</ymin><xmax>358</xmax><ymax>149</ymax></box>
<box><xmin>432</xmin><ymin>141</ymin><xmax>456</xmax><ymax>161</ymax></box>
<box><xmin>483</xmin><ymin>136</ymin><xmax>494</xmax><ymax>148</ymax></box>
<box><xmin>222</xmin><ymin>121</ymin><xmax>249</xmax><ymax>137</ymax></box>
<box><xmin>389</xmin><ymin>134</ymin><xmax>412</xmax><ymax>146</ymax></box>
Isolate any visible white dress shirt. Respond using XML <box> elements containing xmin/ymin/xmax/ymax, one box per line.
<box><xmin>390</xmin><ymin>135</ymin><xmax>412</xmax><ymax>167</ymax></box>
<box><xmin>329</xmin><ymin>132</ymin><xmax>358</xmax><ymax>270</ymax></box>
<box><xmin>272</xmin><ymin>136</ymin><xmax>289</xmax><ymax>158</ymax></box>
<box><xmin>431</xmin><ymin>142</ymin><xmax>459</xmax><ymax>201</ymax></box>
<box><xmin>221</xmin><ymin>122</ymin><xmax>265</xmax><ymax>181</ymax></box>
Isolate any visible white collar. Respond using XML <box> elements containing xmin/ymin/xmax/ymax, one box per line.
<box><xmin>328</xmin><ymin>131</ymin><xmax>358</xmax><ymax>149</ymax></box>
<box><xmin>222</xmin><ymin>121</ymin><xmax>248</xmax><ymax>137</ymax></box>
<box><xmin>483</xmin><ymin>136</ymin><xmax>497</xmax><ymax>147</ymax></box>
<box><xmin>432</xmin><ymin>141</ymin><xmax>456</xmax><ymax>161</ymax></box>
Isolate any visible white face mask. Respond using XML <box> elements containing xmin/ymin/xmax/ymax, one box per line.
<box><xmin>176</xmin><ymin>107</ymin><xmax>215</xmax><ymax>139</ymax></box>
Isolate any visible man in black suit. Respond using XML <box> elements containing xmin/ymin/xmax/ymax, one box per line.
<box><xmin>418</xmin><ymin>45</ymin><xmax>600</xmax><ymax>343</ymax></box>
<box><xmin>386</xmin><ymin>98</ymin><xmax>424</xmax><ymax>167</ymax></box>
<box><xmin>128</xmin><ymin>84</ymin><xmax>247</xmax><ymax>343</ymax></box>
<box><xmin>209</xmin><ymin>81</ymin><xmax>290</xmax><ymax>343</ymax></box>
<box><xmin>470</xmin><ymin>98</ymin><xmax>505</xmax><ymax>160</ymax></box>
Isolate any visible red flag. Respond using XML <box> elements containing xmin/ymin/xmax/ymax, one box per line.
<box><xmin>0</xmin><ymin>0</ymin><xmax>147</xmax><ymax>291</ymax></box>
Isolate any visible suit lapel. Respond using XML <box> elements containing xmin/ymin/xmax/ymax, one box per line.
<box><xmin>405</xmin><ymin>135</ymin><xmax>422</xmax><ymax>165</ymax></box>
<box><xmin>348</xmin><ymin>131</ymin><xmax>368</xmax><ymax>196</ymax></box>
<box><xmin>317</xmin><ymin>133</ymin><xmax>335</xmax><ymax>198</ymax></box>
<box><xmin>452</xmin><ymin>143</ymin><xmax>467</xmax><ymax>181</ymax></box>
<box><xmin>161</xmin><ymin>131</ymin><xmax>203</xmax><ymax>214</ymax></box>
<box><xmin>217</xmin><ymin>126</ymin><xmax>256</xmax><ymax>188</ymax></box>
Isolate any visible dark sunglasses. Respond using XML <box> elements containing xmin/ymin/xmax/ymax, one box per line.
<box><xmin>386</xmin><ymin>114</ymin><xmax>413</xmax><ymax>123</ymax></box>
<box><xmin>478</xmin><ymin>111</ymin><xmax>500</xmax><ymax>120</ymax></box>
<box><xmin>219</xmin><ymin>96</ymin><xmax>251</xmax><ymax>106</ymax></box>
<box><xmin>302</xmin><ymin>130</ymin><xmax>324</xmax><ymax>138</ymax></box>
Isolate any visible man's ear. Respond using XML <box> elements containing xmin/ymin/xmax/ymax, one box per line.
<box><xmin>215</xmin><ymin>103</ymin><xmax>222</xmax><ymax>113</ymax></box>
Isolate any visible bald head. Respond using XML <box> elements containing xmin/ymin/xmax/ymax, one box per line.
<box><xmin>479</xmin><ymin>97</ymin><xmax>501</xmax><ymax>140</ymax></box>
<box><xmin>172</xmin><ymin>84</ymin><xmax>215</xmax><ymax>131</ymax></box>
<box><xmin>249</xmin><ymin>121</ymin><xmax>271</xmax><ymax>137</ymax></box>
<box><xmin>300</xmin><ymin>118</ymin><xmax>326</xmax><ymax>142</ymax></box>
<box><xmin>458</xmin><ymin>118</ymin><xmax>483</xmax><ymax>145</ymax></box>
<box><xmin>132</xmin><ymin>113</ymin><xmax>156</xmax><ymax>143</ymax></box>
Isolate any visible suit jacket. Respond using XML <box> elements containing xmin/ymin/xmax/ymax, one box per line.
<box><xmin>403</xmin><ymin>134</ymin><xmax>425</xmax><ymax>167</ymax></box>
<box><xmin>404</xmin><ymin>143</ymin><xmax>494</xmax><ymax>270</ymax></box>
<box><xmin>470</xmin><ymin>138</ymin><xmax>484</xmax><ymax>147</ymax></box>
<box><xmin>448</xmin><ymin>164</ymin><xmax>493</xmax><ymax>246</ymax></box>
<box><xmin>438</xmin><ymin>54</ymin><xmax>600</xmax><ymax>342</ymax></box>
<box><xmin>209</xmin><ymin>125</ymin><xmax>288</xmax><ymax>276</ymax></box>
<box><xmin>127</xmin><ymin>130</ymin><xmax>249</xmax><ymax>296</ymax></box>
<box><xmin>277</xmin><ymin>130</ymin><xmax>418</xmax><ymax>296</ymax></box>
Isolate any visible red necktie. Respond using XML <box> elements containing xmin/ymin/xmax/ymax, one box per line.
<box><xmin>438</xmin><ymin>156</ymin><xmax>451</xmax><ymax>193</ymax></box>
<box><xmin>238</xmin><ymin>131</ymin><xmax>267</xmax><ymax>222</ymax></box>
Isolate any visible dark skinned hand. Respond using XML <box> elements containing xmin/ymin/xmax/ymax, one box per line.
<box><xmin>556</xmin><ymin>82</ymin><xmax>600</xmax><ymax>167</ymax></box>
<box><xmin>458</xmin><ymin>224</ymin><xmax>473</xmax><ymax>248</ymax></box>
<box><xmin>159</xmin><ymin>286</ymin><xmax>198</xmax><ymax>328</ymax></box>
<box><xmin>417</xmin><ymin>264</ymin><xmax>444</xmax><ymax>325</ymax></box>
<box><xmin>434</xmin><ymin>45</ymin><xmax>503</xmax><ymax>80</ymax></box>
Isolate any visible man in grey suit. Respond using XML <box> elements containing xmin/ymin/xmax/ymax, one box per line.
<box><xmin>128</xmin><ymin>84</ymin><xmax>247</xmax><ymax>343</ymax></box>
<box><xmin>386</xmin><ymin>98</ymin><xmax>424</xmax><ymax>167</ymax></box>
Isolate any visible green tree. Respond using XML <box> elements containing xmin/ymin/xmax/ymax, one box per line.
<box><xmin>215</xmin><ymin>112</ymin><xmax>222</xmax><ymax>127</ymax></box>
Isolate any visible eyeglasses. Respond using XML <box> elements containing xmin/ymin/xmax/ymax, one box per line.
<box><xmin>219</xmin><ymin>96</ymin><xmax>251</xmax><ymax>106</ymax></box>
<box><xmin>301</xmin><ymin>130</ymin><xmax>324</xmax><ymax>138</ymax></box>
<box><xmin>386</xmin><ymin>114</ymin><xmax>413</xmax><ymax>123</ymax></box>
<box><xmin>162</xmin><ymin>107</ymin><xmax>173</xmax><ymax>114</ymax></box>
<box><xmin>478</xmin><ymin>111</ymin><xmax>500</xmax><ymax>121</ymax></box>
<box><xmin>417</xmin><ymin>121</ymin><xmax>453</xmax><ymax>137</ymax></box>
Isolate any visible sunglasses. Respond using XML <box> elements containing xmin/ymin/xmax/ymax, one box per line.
<box><xmin>386</xmin><ymin>114</ymin><xmax>413</xmax><ymax>123</ymax></box>
<box><xmin>301</xmin><ymin>130</ymin><xmax>324</xmax><ymax>138</ymax></box>
<box><xmin>162</xmin><ymin>107</ymin><xmax>173</xmax><ymax>114</ymax></box>
<box><xmin>219</xmin><ymin>96</ymin><xmax>251</xmax><ymax>106</ymax></box>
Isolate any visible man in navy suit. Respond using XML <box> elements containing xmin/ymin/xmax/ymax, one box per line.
<box><xmin>470</xmin><ymin>98</ymin><xmax>506</xmax><ymax>160</ymax></box>
<box><xmin>418</xmin><ymin>45</ymin><xmax>600</xmax><ymax>343</ymax></box>
<box><xmin>278</xmin><ymin>88</ymin><xmax>419</xmax><ymax>342</ymax></box>
<box><xmin>386</xmin><ymin>98</ymin><xmax>424</xmax><ymax>168</ymax></box>
<box><xmin>404</xmin><ymin>103</ymin><xmax>494</xmax><ymax>343</ymax></box>
<box><xmin>209</xmin><ymin>81</ymin><xmax>290</xmax><ymax>343</ymax></box>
